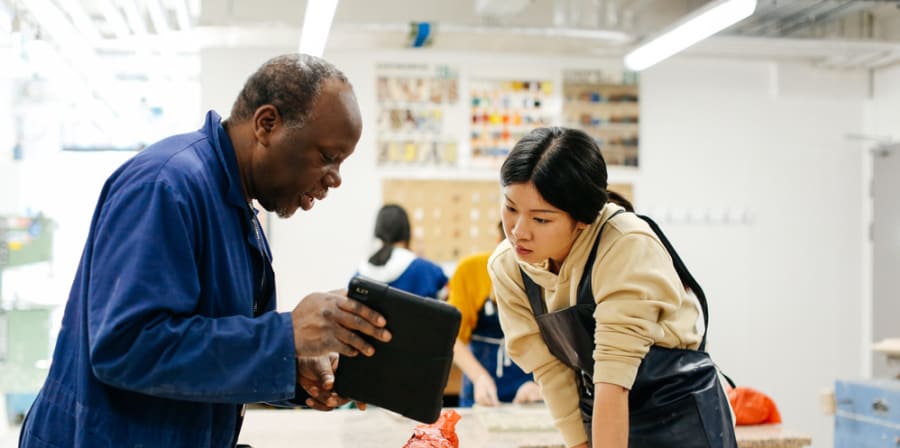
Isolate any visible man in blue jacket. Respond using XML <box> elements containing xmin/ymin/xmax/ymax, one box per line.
<box><xmin>19</xmin><ymin>54</ymin><xmax>391</xmax><ymax>447</ymax></box>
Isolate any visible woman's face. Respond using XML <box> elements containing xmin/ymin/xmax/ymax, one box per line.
<box><xmin>501</xmin><ymin>182</ymin><xmax>586</xmax><ymax>270</ymax></box>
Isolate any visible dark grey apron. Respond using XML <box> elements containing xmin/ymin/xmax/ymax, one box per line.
<box><xmin>520</xmin><ymin>211</ymin><xmax>736</xmax><ymax>447</ymax></box>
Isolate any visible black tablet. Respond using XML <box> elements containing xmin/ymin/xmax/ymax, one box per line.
<box><xmin>333</xmin><ymin>275</ymin><xmax>461</xmax><ymax>423</ymax></box>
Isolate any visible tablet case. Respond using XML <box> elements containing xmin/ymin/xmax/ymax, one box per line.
<box><xmin>333</xmin><ymin>275</ymin><xmax>461</xmax><ymax>423</ymax></box>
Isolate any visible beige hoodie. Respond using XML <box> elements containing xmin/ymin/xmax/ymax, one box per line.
<box><xmin>488</xmin><ymin>203</ymin><xmax>703</xmax><ymax>447</ymax></box>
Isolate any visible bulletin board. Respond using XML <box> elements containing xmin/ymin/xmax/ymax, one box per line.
<box><xmin>382</xmin><ymin>179</ymin><xmax>633</xmax><ymax>263</ymax></box>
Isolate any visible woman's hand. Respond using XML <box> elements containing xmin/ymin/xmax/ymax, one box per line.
<box><xmin>512</xmin><ymin>381</ymin><xmax>543</xmax><ymax>404</ymax></box>
<box><xmin>474</xmin><ymin>374</ymin><xmax>500</xmax><ymax>406</ymax></box>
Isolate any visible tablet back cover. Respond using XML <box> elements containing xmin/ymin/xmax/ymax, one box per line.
<box><xmin>333</xmin><ymin>275</ymin><xmax>461</xmax><ymax>423</ymax></box>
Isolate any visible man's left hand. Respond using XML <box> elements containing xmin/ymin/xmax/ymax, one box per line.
<box><xmin>297</xmin><ymin>354</ymin><xmax>367</xmax><ymax>411</ymax></box>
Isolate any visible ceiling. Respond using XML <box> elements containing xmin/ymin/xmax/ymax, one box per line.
<box><xmin>2</xmin><ymin>0</ymin><xmax>898</xmax><ymax>144</ymax></box>
<box><xmin>3</xmin><ymin>0</ymin><xmax>900</xmax><ymax>80</ymax></box>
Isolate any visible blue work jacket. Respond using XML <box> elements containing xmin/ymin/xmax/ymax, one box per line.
<box><xmin>20</xmin><ymin>111</ymin><xmax>297</xmax><ymax>447</ymax></box>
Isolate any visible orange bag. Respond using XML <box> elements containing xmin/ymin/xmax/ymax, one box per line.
<box><xmin>727</xmin><ymin>386</ymin><xmax>782</xmax><ymax>425</ymax></box>
<box><xmin>402</xmin><ymin>409</ymin><xmax>461</xmax><ymax>448</ymax></box>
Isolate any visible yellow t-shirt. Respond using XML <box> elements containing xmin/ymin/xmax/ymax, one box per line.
<box><xmin>488</xmin><ymin>203</ymin><xmax>702</xmax><ymax>447</ymax></box>
<box><xmin>446</xmin><ymin>252</ymin><xmax>493</xmax><ymax>343</ymax></box>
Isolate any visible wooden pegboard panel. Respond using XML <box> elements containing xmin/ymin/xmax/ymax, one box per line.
<box><xmin>383</xmin><ymin>180</ymin><xmax>634</xmax><ymax>263</ymax></box>
<box><xmin>383</xmin><ymin>179</ymin><xmax>502</xmax><ymax>263</ymax></box>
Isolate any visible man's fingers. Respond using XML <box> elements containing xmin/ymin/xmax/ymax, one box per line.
<box><xmin>312</xmin><ymin>357</ymin><xmax>335</xmax><ymax>389</ymax></box>
<box><xmin>334</xmin><ymin>326</ymin><xmax>377</xmax><ymax>357</ymax></box>
<box><xmin>338</xmin><ymin>298</ymin><xmax>389</xmax><ymax>330</ymax></box>
<box><xmin>329</xmin><ymin>353</ymin><xmax>340</xmax><ymax>370</ymax></box>
<box><xmin>333</xmin><ymin>308</ymin><xmax>392</xmax><ymax>344</ymax></box>
<box><xmin>304</xmin><ymin>393</ymin><xmax>351</xmax><ymax>411</ymax></box>
<box><xmin>305</xmin><ymin>397</ymin><xmax>336</xmax><ymax>412</ymax></box>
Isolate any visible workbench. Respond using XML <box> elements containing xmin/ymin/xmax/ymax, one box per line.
<box><xmin>237</xmin><ymin>405</ymin><xmax>811</xmax><ymax>447</ymax></box>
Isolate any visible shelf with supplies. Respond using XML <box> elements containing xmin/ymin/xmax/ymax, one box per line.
<box><xmin>563</xmin><ymin>74</ymin><xmax>640</xmax><ymax>167</ymax></box>
<box><xmin>469</xmin><ymin>78</ymin><xmax>556</xmax><ymax>167</ymax></box>
<box><xmin>377</xmin><ymin>140</ymin><xmax>459</xmax><ymax>166</ymax></box>
<box><xmin>376</xmin><ymin>63</ymin><xmax>461</xmax><ymax>167</ymax></box>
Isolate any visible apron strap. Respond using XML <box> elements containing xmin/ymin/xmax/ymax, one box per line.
<box><xmin>521</xmin><ymin>269</ymin><xmax>547</xmax><ymax>315</ymax></box>
<box><xmin>576</xmin><ymin>209</ymin><xmax>626</xmax><ymax>305</ymax></box>
<box><xmin>635</xmin><ymin>214</ymin><xmax>711</xmax><ymax>351</ymax></box>
<box><xmin>575</xmin><ymin>212</ymin><xmax>712</xmax><ymax>352</ymax></box>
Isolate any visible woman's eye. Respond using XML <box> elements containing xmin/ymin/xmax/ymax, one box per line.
<box><xmin>534</xmin><ymin>217</ymin><xmax>548</xmax><ymax>224</ymax></box>
<box><xmin>505</xmin><ymin>205</ymin><xmax>517</xmax><ymax>213</ymax></box>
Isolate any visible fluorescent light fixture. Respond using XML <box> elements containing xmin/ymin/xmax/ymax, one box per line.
<box><xmin>97</xmin><ymin>0</ymin><xmax>131</xmax><ymax>38</ymax></box>
<box><xmin>624</xmin><ymin>0</ymin><xmax>757</xmax><ymax>71</ymax></box>
<box><xmin>58</xmin><ymin>0</ymin><xmax>102</xmax><ymax>40</ymax></box>
<box><xmin>119</xmin><ymin>0</ymin><xmax>147</xmax><ymax>35</ymax></box>
<box><xmin>173</xmin><ymin>0</ymin><xmax>192</xmax><ymax>30</ymax></box>
<box><xmin>0</xmin><ymin>1</ymin><xmax>12</xmax><ymax>34</ymax></box>
<box><xmin>145</xmin><ymin>0</ymin><xmax>170</xmax><ymax>34</ymax></box>
<box><xmin>298</xmin><ymin>0</ymin><xmax>339</xmax><ymax>57</ymax></box>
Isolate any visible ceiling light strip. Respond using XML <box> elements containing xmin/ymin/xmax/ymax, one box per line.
<box><xmin>298</xmin><ymin>0</ymin><xmax>339</xmax><ymax>57</ymax></box>
<box><xmin>625</xmin><ymin>0</ymin><xmax>757</xmax><ymax>71</ymax></box>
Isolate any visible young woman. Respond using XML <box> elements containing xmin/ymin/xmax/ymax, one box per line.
<box><xmin>358</xmin><ymin>204</ymin><xmax>447</xmax><ymax>299</ymax></box>
<box><xmin>488</xmin><ymin>127</ymin><xmax>735</xmax><ymax>447</ymax></box>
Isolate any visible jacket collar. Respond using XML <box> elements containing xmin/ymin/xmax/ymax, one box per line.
<box><xmin>202</xmin><ymin>110</ymin><xmax>249</xmax><ymax>211</ymax></box>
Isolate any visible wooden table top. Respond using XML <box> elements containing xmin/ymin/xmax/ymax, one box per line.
<box><xmin>237</xmin><ymin>406</ymin><xmax>811</xmax><ymax>448</ymax></box>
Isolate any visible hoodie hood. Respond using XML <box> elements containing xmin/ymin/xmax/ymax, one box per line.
<box><xmin>358</xmin><ymin>247</ymin><xmax>417</xmax><ymax>284</ymax></box>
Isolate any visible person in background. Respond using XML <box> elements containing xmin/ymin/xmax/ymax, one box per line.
<box><xmin>357</xmin><ymin>204</ymin><xmax>448</xmax><ymax>299</ymax></box>
<box><xmin>489</xmin><ymin>127</ymin><xmax>735</xmax><ymax>447</ymax></box>
<box><xmin>448</xmin><ymin>222</ymin><xmax>541</xmax><ymax>407</ymax></box>
<box><xmin>19</xmin><ymin>54</ymin><xmax>393</xmax><ymax>447</ymax></box>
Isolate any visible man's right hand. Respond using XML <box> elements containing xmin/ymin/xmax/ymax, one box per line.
<box><xmin>291</xmin><ymin>290</ymin><xmax>392</xmax><ymax>358</ymax></box>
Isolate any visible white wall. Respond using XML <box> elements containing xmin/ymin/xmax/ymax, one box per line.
<box><xmin>640</xmin><ymin>57</ymin><xmax>867</xmax><ymax>448</ymax></box>
<box><xmin>868</xmin><ymin>64</ymin><xmax>900</xmax><ymax>138</ymax></box>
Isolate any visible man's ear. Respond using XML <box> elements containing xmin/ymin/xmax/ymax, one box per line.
<box><xmin>253</xmin><ymin>105</ymin><xmax>280</xmax><ymax>146</ymax></box>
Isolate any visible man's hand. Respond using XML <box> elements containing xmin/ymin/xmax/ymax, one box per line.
<box><xmin>297</xmin><ymin>354</ymin><xmax>367</xmax><ymax>411</ymax></box>
<box><xmin>474</xmin><ymin>374</ymin><xmax>500</xmax><ymax>406</ymax></box>
<box><xmin>512</xmin><ymin>381</ymin><xmax>543</xmax><ymax>404</ymax></box>
<box><xmin>291</xmin><ymin>290</ymin><xmax>392</xmax><ymax>358</ymax></box>
<box><xmin>297</xmin><ymin>354</ymin><xmax>345</xmax><ymax>411</ymax></box>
